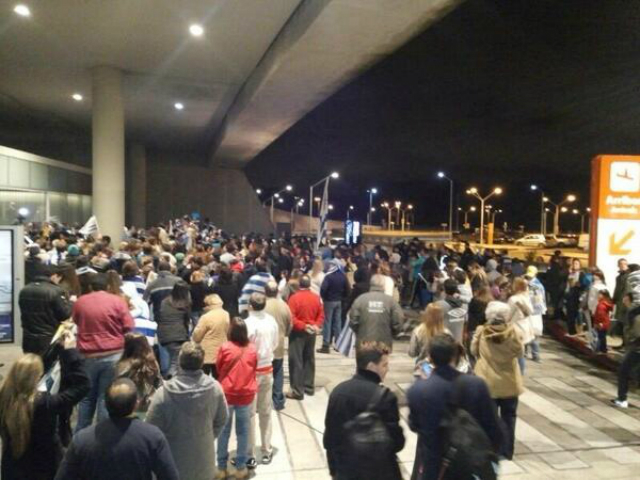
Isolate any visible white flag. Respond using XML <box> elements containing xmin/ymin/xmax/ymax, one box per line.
<box><xmin>79</xmin><ymin>215</ymin><xmax>100</xmax><ymax>237</ymax></box>
<box><xmin>316</xmin><ymin>178</ymin><xmax>330</xmax><ymax>251</ymax></box>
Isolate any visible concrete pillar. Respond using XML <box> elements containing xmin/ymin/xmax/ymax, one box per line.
<box><xmin>92</xmin><ymin>66</ymin><xmax>125</xmax><ymax>241</ymax></box>
<box><xmin>129</xmin><ymin>144</ymin><xmax>146</xmax><ymax>228</ymax></box>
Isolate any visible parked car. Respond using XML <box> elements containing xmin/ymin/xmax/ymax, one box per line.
<box><xmin>545</xmin><ymin>235</ymin><xmax>577</xmax><ymax>248</ymax></box>
<box><xmin>515</xmin><ymin>234</ymin><xmax>546</xmax><ymax>248</ymax></box>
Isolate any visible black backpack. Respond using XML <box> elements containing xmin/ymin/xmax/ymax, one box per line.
<box><xmin>344</xmin><ymin>386</ymin><xmax>395</xmax><ymax>476</ymax></box>
<box><xmin>438</xmin><ymin>376</ymin><xmax>497</xmax><ymax>480</ymax></box>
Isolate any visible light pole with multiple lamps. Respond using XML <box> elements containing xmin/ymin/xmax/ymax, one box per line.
<box><xmin>459</xmin><ymin>206</ymin><xmax>476</xmax><ymax>227</ymax></box>
<box><xmin>544</xmin><ymin>194</ymin><xmax>576</xmax><ymax>235</ymax></box>
<box><xmin>438</xmin><ymin>172</ymin><xmax>454</xmax><ymax>238</ymax></box>
<box><xmin>466</xmin><ymin>187</ymin><xmax>503</xmax><ymax>244</ymax></box>
<box><xmin>290</xmin><ymin>197</ymin><xmax>305</xmax><ymax>229</ymax></box>
<box><xmin>381</xmin><ymin>202</ymin><xmax>391</xmax><ymax>229</ymax></box>
<box><xmin>367</xmin><ymin>188</ymin><xmax>378</xmax><ymax>226</ymax></box>
<box><xmin>572</xmin><ymin>207</ymin><xmax>591</xmax><ymax>233</ymax></box>
<box><xmin>530</xmin><ymin>185</ymin><xmax>546</xmax><ymax>234</ymax></box>
<box><xmin>263</xmin><ymin>185</ymin><xmax>292</xmax><ymax>224</ymax></box>
<box><xmin>308</xmin><ymin>172</ymin><xmax>339</xmax><ymax>234</ymax></box>
<box><xmin>400</xmin><ymin>204</ymin><xmax>414</xmax><ymax>231</ymax></box>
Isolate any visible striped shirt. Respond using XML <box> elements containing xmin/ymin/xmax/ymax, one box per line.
<box><xmin>238</xmin><ymin>272</ymin><xmax>274</xmax><ymax>314</ymax></box>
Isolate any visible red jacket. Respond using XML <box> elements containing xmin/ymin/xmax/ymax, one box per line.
<box><xmin>216</xmin><ymin>341</ymin><xmax>258</xmax><ymax>406</ymax></box>
<box><xmin>73</xmin><ymin>291</ymin><xmax>134</xmax><ymax>355</ymax></box>
<box><xmin>593</xmin><ymin>299</ymin><xmax>613</xmax><ymax>331</ymax></box>
<box><xmin>288</xmin><ymin>289</ymin><xmax>324</xmax><ymax>332</ymax></box>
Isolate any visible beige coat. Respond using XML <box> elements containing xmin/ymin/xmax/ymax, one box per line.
<box><xmin>471</xmin><ymin>322</ymin><xmax>524</xmax><ymax>399</ymax></box>
<box><xmin>192</xmin><ymin>299</ymin><xmax>230</xmax><ymax>365</ymax></box>
<box><xmin>265</xmin><ymin>297</ymin><xmax>292</xmax><ymax>359</ymax></box>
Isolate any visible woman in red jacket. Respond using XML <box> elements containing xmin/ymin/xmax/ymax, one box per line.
<box><xmin>593</xmin><ymin>290</ymin><xmax>614</xmax><ymax>353</ymax></box>
<box><xmin>215</xmin><ymin>318</ymin><xmax>257</xmax><ymax>479</ymax></box>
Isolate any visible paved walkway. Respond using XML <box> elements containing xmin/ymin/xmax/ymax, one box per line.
<box><xmin>1</xmin><ymin>334</ymin><xmax>639</xmax><ymax>479</ymax></box>
<box><xmin>250</xmin><ymin>335</ymin><xmax>640</xmax><ymax>480</ymax></box>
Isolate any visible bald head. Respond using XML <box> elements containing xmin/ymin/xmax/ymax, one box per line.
<box><xmin>265</xmin><ymin>281</ymin><xmax>279</xmax><ymax>298</ymax></box>
<box><xmin>106</xmin><ymin>378</ymin><xmax>138</xmax><ymax>419</ymax></box>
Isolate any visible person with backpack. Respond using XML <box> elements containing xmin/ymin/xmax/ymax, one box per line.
<box><xmin>407</xmin><ymin>333</ymin><xmax>502</xmax><ymax>480</ymax></box>
<box><xmin>323</xmin><ymin>341</ymin><xmax>404</xmax><ymax>480</ymax></box>
<box><xmin>434</xmin><ymin>279</ymin><xmax>468</xmax><ymax>345</ymax></box>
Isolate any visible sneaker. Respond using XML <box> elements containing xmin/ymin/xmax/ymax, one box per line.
<box><xmin>316</xmin><ymin>346</ymin><xmax>330</xmax><ymax>354</ymax></box>
<box><xmin>611</xmin><ymin>398</ymin><xmax>629</xmax><ymax>409</ymax></box>
<box><xmin>246</xmin><ymin>457</ymin><xmax>258</xmax><ymax>470</ymax></box>
<box><xmin>214</xmin><ymin>469</ymin><xmax>227</xmax><ymax>479</ymax></box>
<box><xmin>235</xmin><ymin>468</ymin><xmax>249</xmax><ymax>479</ymax></box>
<box><xmin>285</xmin><ymin>391</ymin><xmax>303</xmax><ymax>400</ymax></box>
<box><xmin>261</xmin><ymin>451</ymin><xmax>273</xmax><ymax>464</ymax></box>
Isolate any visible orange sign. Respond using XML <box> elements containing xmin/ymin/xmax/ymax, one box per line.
<box><xmin>592</xmin><ymin>155</ymin><xmax>640</xmax><ymax>220</ymax></box>
<box><xmin>590</xmin><ymin>155</ymin><xmax>640</xmax><ymax>287</ymax></box>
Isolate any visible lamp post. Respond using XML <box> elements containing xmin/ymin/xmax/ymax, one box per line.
<box><xmin>347</xmin><ymin>205</ymin><xmax>354</xmax><ymax>220</ymax></box>
<box><xmin>393</xmin><ymin>201</ymin><xmax>402</xmax><ymax>230</ymax></box>
<box><xmin>308</xmin><ymin>172</ymin><xmax>339</xmax><ymax>234</ymax></box>
<box><xmin>544</xmin><ymin>194</ymin><xmax>576</xmax><ymax>235</ymax></box>
<box><xmin>290</xmin><ymin>197</ymin><xmax>304</xmax><ymax>228</ymax></box>
<box><xmin>466</xmin><ymin>187</ymin><xmax>503</xmax><ymax>244</ymax></box>
<box><xmin>572</xmin><ymin>208</ymin><xmax>590</xmax><ymax>234</ymax></box>
<box><xmin>367</xmin><ymin>188</ymin><xmax>378</xmax><ymax>226</ymax></box>
<box><xmin>460</xmin><ymin>206</ymin><xmax>476</xmax><ymax>227</ymax></box>
<box><xmin>263</xmin><ymin>185</ymin><xmax>292</xmax><ymax>224</ymax></box>
<box><xmin>381</xmin><ymin>202</ymin><xmax>391</xmax><ymax>229</ymax></box>
<box><xmin>400</xmin><ymin>204</ymin><xmax>414</xmax><ymax>231</ymax></box>
<box><xmin>530</xmin><ymin>185</ymin><xmax>545</xmax><ymax>234</ymax></box>
<box><xmin>438</xmin><ymin>172</ymin><xmax>454</xmax><ymax>238</ymax></box>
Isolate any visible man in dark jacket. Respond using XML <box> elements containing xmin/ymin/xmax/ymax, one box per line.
<box><xmin>143</xmin><ymin>261</ymin><xmax>181</xmax><ymax>320</ymax></box>
<box><xmin>55</xmin><ymin>378</ymin><xmax>179</xmax><ymax>480</ymax></box>
<box><xmin>349</xmin><ymin>274</ymin><xmax>403</xmax><ymax>350</ymax></box>
<box><xmin>19</xmin><ymin>264</ymin><xmax>72</xmax><ymax>355</ymax></box>
<box><xmin>612</xmin><ymin>258</ymin><xmax>629</xmax><ymax>341</ymax></box>
<box><xmin>323</xmin><ymin>342</ymin><xmax>405</xmax><ymax>480</ymax></box>
<box><xmin>318</xmin><ymin>259</ymin><xmax>351</xmax><ymax>354</ymax></box>
<box><xmin>407</xmin><ymin>334</ymin><xmax>502</xmax><ymax>480</ymax></box>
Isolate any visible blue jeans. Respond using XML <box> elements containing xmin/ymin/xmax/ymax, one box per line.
<box><xmin>164</xmin><ymin>342</ymin><xmax>183</xmax><ymax>379</ymax></box>
<box><xmin>526</xmin><ymin>339</ymin><xmax>540</xmax><ymax>361</ymax></box>
<box><xmin>272</xmin><ymin>358</ymin><xmax>285</xmax><ymax>410</ymax></box>
<box><xmin>217</xmin><ymin>404</ymin><xmax>251</xmax><ymax>470</ymax></box>
<box><xmin>75</xmin><ymin>352</ymin><xmax>120</xmax><ymax>432</ymax></box>
<box><xmin>322</xmin><ymin>301</ymin><xmax>342</xmax><ymax>348</ymax></box>
<box><xmin>155</xmin><ymin>343</ymin><xmax>170</xmax><ymax>378</ymax></box>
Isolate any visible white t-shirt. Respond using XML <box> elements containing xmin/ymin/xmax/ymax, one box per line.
<box><xmin>245</xmin><ymin>311</ymin><xmax>279</xmax><ymax>370</ymax></box>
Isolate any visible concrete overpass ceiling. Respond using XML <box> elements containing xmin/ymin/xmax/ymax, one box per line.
<box><xmin>211</xmin><ymin>0</ymin><xmax>462</xmax><ymax>167</ymax></box>
<box><xmin>0</xmin><ymin>0</ymin><xmax>302</xmax><ymax>150</ymax></box>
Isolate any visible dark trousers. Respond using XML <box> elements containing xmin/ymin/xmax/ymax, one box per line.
<box><xmin>272</xmin><ymin>358</ymin><xmax>285</xmax><ymax>410</ymax></box>
<box><xmin>618</xmin><ymin>350</ymin><xmax>640</xmax><ymax>401</ymax></box>
<box><xmin>494</xmin><ymin>397</ymin><xmax>518</xmax><ymax>460</ymax></box>
<box><xmin>596</xmin><ymin>330</ymin><xmax>608</xmax><ymax>353</ymax></box>
<box><xmin>203</xmin><ymin>363</ymin><xmax>218</xmax><ymax>379</ymax></box>
<box><xmin>288</xmin><ymin>331</ymin><xmax>316</xmax><ymax>397</ymax></box>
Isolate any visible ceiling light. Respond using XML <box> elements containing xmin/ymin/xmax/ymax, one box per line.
<box><xmin>14</xmin><ymin>4</ymin><xmax>30</xmax><ymax>17</ymax></box>
<box><xmin>174</xmin><ymin>102</ymin><xmax>184</xmax><ymax>110</ymax></box>
<box><xmin>189</xmin><ymin>24</ymin><xmax>204</xmax><ymax>37</ymax></box>
<box><xmin>72</xmin><ymin>93</ymin><xmax>83</xmax><ymax>102</ymax></box>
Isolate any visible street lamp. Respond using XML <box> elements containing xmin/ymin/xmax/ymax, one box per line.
<box><xmin>400</xmin><ymin>204</ymin><xmax>414</xmax><ymax>231</ymax></box>
<box><xmin>309</xmin><ymin>172</ymin><xmax>339</xmax><ymax>234</ymax></box>
<box><xmin>466</xmin><ymin>187</ymin><xmax>503</xmax><ymax>244</ymax></box>
<box><xmin>460</xmin><ymin>206</ymin><xmax>477</xmax><ymax>227</ymax></box>
<box><xmin>393</xmin><ymin>201</ymin><xmax>402</xmax><ymax>230</ymax></box>
<box><xmin>264</xmin><ymin>185</ymin><xmax>293</xmax><ymax>224</ymax></box>
<box><xmin>438</xmin><ymin>172</ymin><xmax>454</xmax><ymax>238</ymax></box>
<box><xmin>367</xmin><ymin>188</ymin><xmax>378</xmax><ymax>226</ymax></box>
<box><xmin>530</xmin><ymin>184</ymin><xmax>547</xmax><ymax>234</ymax></box>
<box><xmin>256</xmin><ymin>188</ymin><xmax>262</xmax><ymax>195</ymax></box>
<box><xmin>380</xmin><ymin>202</ymin><xmax>391</xmax><ymax>230</ymax></box>
<box><xmin>290</xmin><ymin>197</ymin><xmax>305</xmax><ymax>228</ymax></box>
<box><xmin>347</xmin><ymin>205</ymin><xmax>354</xmax><ymax>220</ymax></box>
<box><xmin>544</xmin><ymin>194</ymin><xmax>576</xmax><ymax>235</ymax></box>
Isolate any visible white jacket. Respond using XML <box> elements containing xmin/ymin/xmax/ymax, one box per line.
<box><xmin>245</xmin><ymin>311</ymin><xmax>279</xmax><ymax>370</ymax></box>
<box><xmin>508</xmin><ymin>293</ymin><xmax>535</xmax><ymax>344</ymax></box>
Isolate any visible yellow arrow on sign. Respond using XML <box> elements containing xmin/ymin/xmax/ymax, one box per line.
<box><xmin>609</xmin><ymin>230</ymin><xmax>635</xmax><ymax>256</ymax></box>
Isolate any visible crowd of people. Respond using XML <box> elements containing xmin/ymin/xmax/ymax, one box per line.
<box><xmin>0</xmin><ymin>216</ymin><xmax>638</xmax><ymax>479</ymax></box>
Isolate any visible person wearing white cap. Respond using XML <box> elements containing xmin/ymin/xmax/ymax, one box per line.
<box><xmin>525</xmin><ymin>266</ymin><xmax>545</xmax><ymax>363</ymax></box>
<box><xmin>471</xmin><ymin>300</ymin><xmax>524</xmax><ymax>460</ymax></box>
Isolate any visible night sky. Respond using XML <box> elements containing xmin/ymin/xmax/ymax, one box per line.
<box><xmin>246</xmin><ymin>0</ymin><xmax>640</xmax><ymax>231</ymax></box>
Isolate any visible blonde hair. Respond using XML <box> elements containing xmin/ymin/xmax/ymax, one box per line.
<box><xmin>0</xmin><ymin>354</ymin><xmax>44</xmax><ymax>458</ymax></box>
<box><xmin>418</xmin><ymin>304</ymin><xmax>445</xmax><ymax>344</ymax></box>
<box><xmin>512</xmin><ymin>277</ymin><xmax>528</xmax><ymax>294</ymax></box>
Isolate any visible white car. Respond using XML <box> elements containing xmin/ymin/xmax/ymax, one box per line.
<box><xmin>515</xmin><ymin>234</ymin><xmax>546</xmax><ymax>248</ymax></box>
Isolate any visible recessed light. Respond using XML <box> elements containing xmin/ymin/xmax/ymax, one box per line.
<box><xmin>174</xmin><ymin>102</ymin><xmax>184</xmax><ymax>110</ymax></box>
<box><xmin>189</xmin><ymin>24</ymin><xmax>204</xmax><ymax>37</ymax></box>
<box><xmin>14</xmin><ymin>4</ymin><xmax>31</xmax><ymax>17</ymax></box>
<box><xmin>72</xmin><ymin>93</ymin><xmax>83</xmax><ymax>101</ymax></box>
